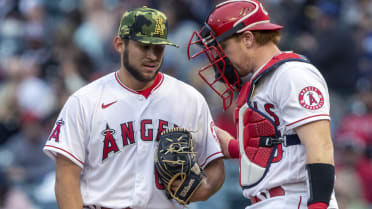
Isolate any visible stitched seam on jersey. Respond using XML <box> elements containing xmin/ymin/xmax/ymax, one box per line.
<box><xmin>285</xmin><ymin>114</ymin><xmax>330</xmax><ymax>127</ymax></box>
<box><xmin>115</xmin><ymin>72</ymin><xmax>138</xmax><ymax>94</ymax></box>
<box><xmin>200</xmin><ymin>151</ymin><xmax>222</xmax><ymax>167</ymax></box>
<box><xmin>44</xmin><ymin>145</ymin><xmax>84</xmax><ymax>166</ymax></box>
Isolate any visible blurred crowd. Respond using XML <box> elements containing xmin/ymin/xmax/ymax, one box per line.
<box><xmin>0</xmin><ymin>0</ymin><xmax>371</xmax><ymax>209</ymax></box>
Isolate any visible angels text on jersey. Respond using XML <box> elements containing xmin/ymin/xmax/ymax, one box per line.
<box><xmin>48</xmin><ymin>118</ymin><xmax>179</xmax><ymax>162</ymax></box>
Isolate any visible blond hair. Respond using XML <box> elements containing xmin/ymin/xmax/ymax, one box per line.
<box><xmin>252</xmin><ymin>30</ymin><xmax>281</xmax><ymax>45</ymax></box>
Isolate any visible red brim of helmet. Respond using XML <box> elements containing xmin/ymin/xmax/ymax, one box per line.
<box><xmin>247</xmin><ymin>23</ymin><xmax>283</xmax><ymax>31</ymax></box>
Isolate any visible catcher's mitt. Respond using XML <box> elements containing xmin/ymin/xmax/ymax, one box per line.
<box><xmin>154</xmin><ymin>127</ymin><xmax>203</xmax><ymax>205</ymax></box>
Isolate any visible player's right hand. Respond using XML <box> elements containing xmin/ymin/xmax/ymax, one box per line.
<box><xmin>215</xmin><ymin>126</ymin><xmax>235</xmax><ymax>158</ymax></box>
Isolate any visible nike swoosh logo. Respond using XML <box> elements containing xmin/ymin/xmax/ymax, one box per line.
<box><xmin>101</xmin><ymin>101</ymin><xmax>117</xmax><ymax>109</ymax></box>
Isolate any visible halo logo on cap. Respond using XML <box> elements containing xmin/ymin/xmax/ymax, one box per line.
<box><xmin>154</xmin><ymin>16</ymin><xmax>165</xmax><ymax>36</ymax></box>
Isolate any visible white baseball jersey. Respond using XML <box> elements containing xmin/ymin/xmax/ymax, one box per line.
<box><xmin>238</xmin><ymin>52</ymin><xmax>338</xmax><ymax>208</ymax></box>
<box><xmin>43</xmin><ymin>71</ymin><xmax>223</xmax><ymax>209</ymax></box>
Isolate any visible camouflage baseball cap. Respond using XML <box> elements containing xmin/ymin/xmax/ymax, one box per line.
<box><xmin>118</xmin><ymin>6</ymin><xmax>178</xmax><ymax>47</ymax></box>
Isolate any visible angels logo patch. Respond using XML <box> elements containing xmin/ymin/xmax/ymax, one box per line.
<box><xmin>210</xmin><ymin>121</ymin><xmax>219</xmax><ymax>145</ymax></box>
<box><xmin>298</xmin><ymin>86</ymin><xmax>324</xmax><ymax>110</ymax></box>
<box><xmin>48</xmin><ymin>119</ymin><xmax>64</xmax><ymax>142</ymax></box>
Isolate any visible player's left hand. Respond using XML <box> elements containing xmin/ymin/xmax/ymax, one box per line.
<box><xmin>170</xmin><ymin>179</ymin><xmax>181</xmax><ymax>192</ymax></box>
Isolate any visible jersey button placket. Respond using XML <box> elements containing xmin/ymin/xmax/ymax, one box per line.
<box><xmin>137</xmin><ymin>95</ymin><xmax>144</xmax><ymax>101</ymax></box>
<box><xmin>134</xmin><ymin>172</ymin><xmax>142</xmax><ymax>204</ymax></box>
<box><xmin>139</xmin><ymin>146</ymin><xmax>145</xmax><ymax>152</ymax></box>
<box><xmin>134</xmin><ymin>140</ymin><xmax>147</xmax><ymax>206</ymax></box>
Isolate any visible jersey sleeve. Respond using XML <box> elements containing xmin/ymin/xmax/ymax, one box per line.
<box><xmin>192</xmin><ymin>97</ymin><xmax>223</xmax><ymax>168</ymax></box>
<box><xmin>273</xmin><ymin>62</ymin><xmax>331</xmax><ymax>130</ymax></box>
<box><xmin>43</xmin><ymin>95</ymin><xmax>87</xmax><ymax>168</ymax></box>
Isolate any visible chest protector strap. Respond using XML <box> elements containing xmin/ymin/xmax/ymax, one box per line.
<box><xmin>236</xmin><ymin>52</ymin><xmax>308</xmax><ymax>188</ymax></box>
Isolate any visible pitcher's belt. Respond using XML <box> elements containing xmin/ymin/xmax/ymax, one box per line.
<box><xmin>83</xmin><ymin>206</ymin><xmax>131</xmax><ymax>209</ymax></box>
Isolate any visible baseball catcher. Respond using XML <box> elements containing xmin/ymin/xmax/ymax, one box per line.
<box><xmin>154</xmin><ymin>127</ymin><xmax>203</xmax><ymax>205</ymax></box>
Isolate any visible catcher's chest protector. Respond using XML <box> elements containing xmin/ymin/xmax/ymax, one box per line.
<box><xmin>234</xmin><ymin>52</ymin><xmax>308</xmax><ymax>188</ymax></box>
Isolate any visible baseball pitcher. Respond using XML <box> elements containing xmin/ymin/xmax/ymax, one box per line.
<box><xmin>44</xmin><ymin>6</ymin><xmax>225</xmax><ymax>209</ymax></box>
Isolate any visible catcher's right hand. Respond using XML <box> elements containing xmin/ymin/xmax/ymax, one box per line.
<box><xmin>154</xmin><ymin>127</ymin><xmax>203</xmax><ymax>205</ymax></box>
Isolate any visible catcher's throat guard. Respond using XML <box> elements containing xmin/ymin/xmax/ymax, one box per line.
<box><xmin>154</xmin><ymin>128</ymin><xmax>203</xmax><ymax>205</ymax></box>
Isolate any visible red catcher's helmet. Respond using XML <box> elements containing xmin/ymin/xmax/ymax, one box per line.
<box><xmin>187</xmin><ymin>0</ymin><xmax>283</xmax><ymax>110</ymax></box>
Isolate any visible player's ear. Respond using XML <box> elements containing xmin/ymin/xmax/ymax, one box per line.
<box><xmin>240</xmin><ymin>31</ymin><xmax>254</xmax><ymax>48</ymax></box>
<box><xmin>113</xmin><ymin>36</ymin><xmax>125</xmax><ymax>53</ymax></box>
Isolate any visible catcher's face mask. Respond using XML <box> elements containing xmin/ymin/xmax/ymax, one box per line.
<box><xmin>187</xmin><ymin>25</ymin><xmax>241</xmax><ymax>110</ymax></box>
<box><xmin>187</xmin><ymin>0</ymin><xmax>283</xmax><ymax>110</ymax></box>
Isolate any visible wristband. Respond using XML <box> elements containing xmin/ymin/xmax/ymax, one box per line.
<box><xmin>228</xmin><ymin>139</ymin><xmax>239</xmax><ymax>158</ymax></box>
<box><xmin>306</xmin><ymin>163</ymin><xmax>334</xmax><ymax>206</ymax></box>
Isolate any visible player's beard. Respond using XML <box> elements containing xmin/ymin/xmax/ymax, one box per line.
<box><xmin>122</xmin><ymin>49</ymin><xmax>162</xmax><ymax>82</ymax></box>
